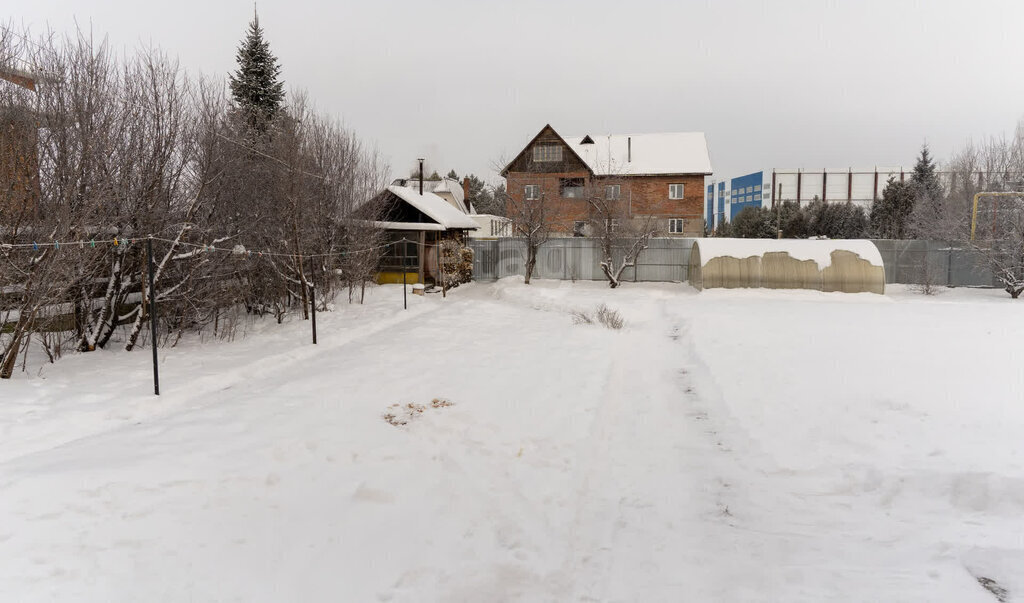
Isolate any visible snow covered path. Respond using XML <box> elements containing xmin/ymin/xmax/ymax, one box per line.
<box><xmin>2</xmin><ymin>281</ymin><xmax>1023</xmax><ymax>601</ymax></box>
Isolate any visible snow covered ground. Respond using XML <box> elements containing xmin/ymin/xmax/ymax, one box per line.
<box><xmin>2</xmin><ymin>280</ymin><xmax>1023</xmax><ymax>602</ymax></box>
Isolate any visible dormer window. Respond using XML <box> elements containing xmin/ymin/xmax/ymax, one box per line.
<box><xmin>580</xmin><ymin>135</ymin><xmax>595</xmax><ymax>144</ymax></box>
<box><xmin>532</xmin><ymin>145</ymin><xmax>563</xmax><ymax>162</ymax></box>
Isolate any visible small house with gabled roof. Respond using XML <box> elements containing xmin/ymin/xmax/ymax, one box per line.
<box><xmin>367</xmin><ymin>183</ymin><xmax>478</xmax><ymax>285</ymax></box>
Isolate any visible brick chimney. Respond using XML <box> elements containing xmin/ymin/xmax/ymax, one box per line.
<box><xmin>462</xmin><ymin>177</ymin><xmax>471</xmax><ymax>212</ymax></box>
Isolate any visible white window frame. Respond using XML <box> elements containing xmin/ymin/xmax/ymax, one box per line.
<box><xmin>532</xmin><ymin>145</ymin><xmax>563</xmax><ymax>162</ymax></box>
<box><xmin>605</xmin><ymin>184</ymin><xmax>621</xmax><ymax>200</ymax></box>
<box><xmin>669</xmin><ymin>183</ymin><xmax>685</xmax><ymax>200</ymax></box>
<box><xmin>524</xmin><ymin>184</ymin><xmax>540</xmax><ymax>200</ymax></box>
<box><xmin>669</xmin><ymin>218</ymin><xmax>685</xmax><ymax>233</ymax></box>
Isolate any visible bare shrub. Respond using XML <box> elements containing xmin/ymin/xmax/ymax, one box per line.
<box><xmin>596</xmin><ymin>304</ymin><xmax>624</xmax><ymax>329</ymax></box>
<box><xmin>572</xmin><ymin>304</ymin><xmax>623</xmax><ymax>329</ymax></box>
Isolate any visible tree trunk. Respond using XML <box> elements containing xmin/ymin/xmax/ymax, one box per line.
<box><xmin>1</xmin><ymin>300</ymin><xmax>42</xmax><ymax>378</ymax></box>
<box><xmin>524</xmin><ymin>247</ymin><xmax>537</xmax><ymax>284</ymax></box>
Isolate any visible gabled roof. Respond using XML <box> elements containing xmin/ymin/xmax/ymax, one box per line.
<box><xmin>564</xmin><ymin>132</ymin><xmax>713</xmax><ymax>176</ymax></box>
<box><xmin>500</xmin><ymin>124</ymin><xmax>592</xmax><ymax>177</ymax></box>
<box><xmin>391</xmin><ymin>177</ymin><xmax>470</xmax><ymax>213</ymax></box>
<box><xmin>386</xmin><ymin>185</ymin><xmax>479</xmax><ymax>230</ymax></box>
<box><xmin>430</xmin><ymin>177</ymin><xmax>468</xmax><ymax>211</ymax></box>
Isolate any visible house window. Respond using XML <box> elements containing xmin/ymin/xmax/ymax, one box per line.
<box><xmin>669</xmin><ymin>218</ymin><xmax>685</xmax><ymax>233</ymax></box>
<box><xmin>380</xmin><ymin>234</ymin><xmax>418</xmax><ymax>271</ymax></box>
<box><xmin>524</xmin><ymin>184</ymin><xmax>541</xmax><ymax>200</ymax></box>
<box><xmin>560</xmin><ymin>178</ymin><xmax>584</xmax><ymax>198</ymax></box>
<box><xmin>754</xmin><ymin>184</ymin><xmax>762</xmax><ymax>192</ymax></box>
<box><xmin>669</xmin><ymin>183</ymin><xmax>685</xmax><ymax>199</ymax></box>
<box><xmin>573</xmin><ymin>221</ymin><xmax>587</xmax><ymax>237</ymax></box>
<box><xmin>605</xmin><ymin>184</ymin><xmax>621</xmax><ymax>200</ymax></box>
<box><xmin>532</xmin><ymin>144</ymin><xmax>563</xmax><ymax>162</ymax></box>
<box><xmin>746</xmin><ymin>186</ymin><xmax>753</xmax><ymax>193</ymax></box>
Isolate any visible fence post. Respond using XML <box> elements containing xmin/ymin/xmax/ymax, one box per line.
<box><xmin>309</xmin><ymin>282</ymin><xmax>317</xmax><ymax>344</ymax></box>
<box><xmin>946</xmin><ymin>245</ymin><xmax>953</xmax><ymax>287</ymax></box>
<box><xmin>147</xmin><ymin>236</ymin><xmax>160</xmax><ymax>396</ymax></box>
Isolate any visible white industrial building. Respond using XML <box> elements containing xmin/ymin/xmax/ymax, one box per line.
<box><xmin>706</xmin><ymin>167</ymin><xmax>911</xmax><ymax>229</ymax></box>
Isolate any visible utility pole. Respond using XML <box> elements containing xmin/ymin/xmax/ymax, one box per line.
<box><xmin>147</xmin><ymin>236</ymin><xmax>160</xmax><ymax>396</ymax></box>
<box><xmin>776</xmin><ymin>183</ymin><xmax>783</xmax><ymax>239</ymax></box>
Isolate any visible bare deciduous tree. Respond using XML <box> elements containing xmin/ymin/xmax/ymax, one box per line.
<box><xmin>585</xmin><ymin>179</ymin><xmax>656</xmax><ymax>288</ymax></box>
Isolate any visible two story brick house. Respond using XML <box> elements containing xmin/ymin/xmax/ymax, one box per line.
<box><xmin>501</xmin><ymin>124</ymin><xmax>712</xmax><ymax>237</ymax></box>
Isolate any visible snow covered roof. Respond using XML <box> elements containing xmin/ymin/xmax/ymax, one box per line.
<box><xmin>391</xmin><ymin>177</ymin><xmax>470</xmax><ymax>213</ymax></box>
<box><xmin>563</xmin><ymin>132</ymin><xmax>713</xmax><ymax>176</ymax></box>
<box><xmin>431</xmin><ymin>177</ymin><xmax>466</xmax><ymax>209</ymax></box>
<box><xmin>0</xmin><ymin>66</ymin><xmax>37</xmax><ymax>91</ymax></box>
<box><xmin>693</xmin><ymin>238</ymin><xmax>883</xmax><ymax>270</ymax></box>
<box><xmin>387</xmin><ymin>185</ymin><xmax>479</xmax><ymax>230</ymax></box>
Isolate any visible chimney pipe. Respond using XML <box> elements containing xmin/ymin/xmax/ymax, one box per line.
<box><xmin>463</xmin><ymin>177</ymin><xmax>471</xmax><ymax>212</ymax></box>
<box><xmin>418</xmin><ymin>158</ymin><xmax>424</xmax><ymax>195</ymax></box>
<box><xmin>627</xmin><ymin>137</ymin><xmax>631</xmax><ymax>163</ymax></box>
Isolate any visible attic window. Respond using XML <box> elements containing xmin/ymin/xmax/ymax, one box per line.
<box><xmin>532</xmin><ymin>145</ymin><xmax>563</xmax><ymax>162</ymax></box>
<box><xmin>580</xmin><ymin>135</ymin><xmax>595</xmax><ymax>144</ymax></box>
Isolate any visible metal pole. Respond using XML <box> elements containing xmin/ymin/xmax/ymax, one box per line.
<box><xmin>777</xmin><ymin>183</ymin><xmax>783</xmax><ymax>239</ymax></box>
<box><xmin>402</xmin><ymin>241</ymin><xmax>408</xmax><ymax>310</ymax></box>
<box><xmin>436</xmin><ymin>239</ymin><xmax>445</xmax><ymax>298</ymax></box>
<box><xmin>147</xmin><ymin>236</ymin><xmax>160</xmax><ymax>396</ymax></box>
<box><xmin>309</xmin><ymin>282</ymin><xmax>317</xmax><ymax>345</ymax></box>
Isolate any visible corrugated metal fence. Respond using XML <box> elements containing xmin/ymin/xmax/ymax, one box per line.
<box><xmin>469</xmin><ymin>238</ymin><xmax>695</xmax><ymax>283</ymax></box>
<box><xmin>468</xmin><ymin>238</ymin><xmax>998</xmax><ymax>287</ymax></box>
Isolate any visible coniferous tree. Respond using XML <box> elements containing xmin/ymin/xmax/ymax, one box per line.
<box><xmin>871</xmin><ymin>178</ymin><xmax>915</xmax><ymax>238</ymax></box>
<box><xmin>910</xmin><ymin>144</ymin><xmax>942</xmax><ymax>200</ymax></box>
<box><xmin>909</xmin><ymin>143</ymin><xmax>948</xmax><ymax>238</ymax></box>
<box><xmin>229</xmin><ymin>12</ymin><xmax>285</xmax><ymax>134</ymax></box>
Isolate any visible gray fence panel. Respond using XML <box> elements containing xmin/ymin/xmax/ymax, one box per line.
<box><xmin>469</xmin><ymin>237</ymin><xmax>694</xmax><ymax>283</ymax></box>
<box><xmin>470</xmin><ymin>237</ymin><xmax>999</xmax><ymax>288</ymax></box>
<box><xmin>869</xmin><ymin>239</ymin><xmax>997</xmax><ymax>287</ymax></box>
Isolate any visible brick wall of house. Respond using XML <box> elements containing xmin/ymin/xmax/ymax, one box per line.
<box><xmin>506</xmin><ymin>170</ymin><xmax>591</xmax><ymax>232</ymax></box>
<box><xmin>1</xmin><ymin>111</ymin><xmax>40</xmax><ymax>220</ymax></box>
<box><xmin>505</xmin><ymin>172</ymin><xmax>707</xmax><ymax>237</ymax></box>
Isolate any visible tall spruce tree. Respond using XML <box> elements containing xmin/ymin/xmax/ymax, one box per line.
<box><xmin>909</xmin><ymin>143</ymin><xmax>947</xmax><ymax>238</ymax></box>
<box><xmin>229</xmin><ymin>12</ymin><xmax>285</xmax><ymax>134</ymax></box>
<box><xmin>910</xmin><ymin>144</ymin><xmax>943</xmax><ymax>200</ymax></box>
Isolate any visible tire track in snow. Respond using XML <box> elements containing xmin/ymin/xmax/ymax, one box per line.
<box><xmin>561</xmin><ymin>298</ymin><xmax>727</xmax><ymax>601</ymax></box>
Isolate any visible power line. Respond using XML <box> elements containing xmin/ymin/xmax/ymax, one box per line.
<box><xmin>0</xmin><ymin>234</ymin><xmax>432</xmax><ymax>258</ymax></box>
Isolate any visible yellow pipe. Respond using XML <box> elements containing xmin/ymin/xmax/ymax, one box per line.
<box><xmin>971</xmin><ymin>192</ymin><xmax>979</xmax><ymax>241</ymax></box>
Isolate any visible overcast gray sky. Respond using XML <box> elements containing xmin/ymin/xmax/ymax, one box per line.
<box><xmin>9</xmin><ymin>0</ymin><xmax>1024</xmax><ymax>183</ymax></box>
